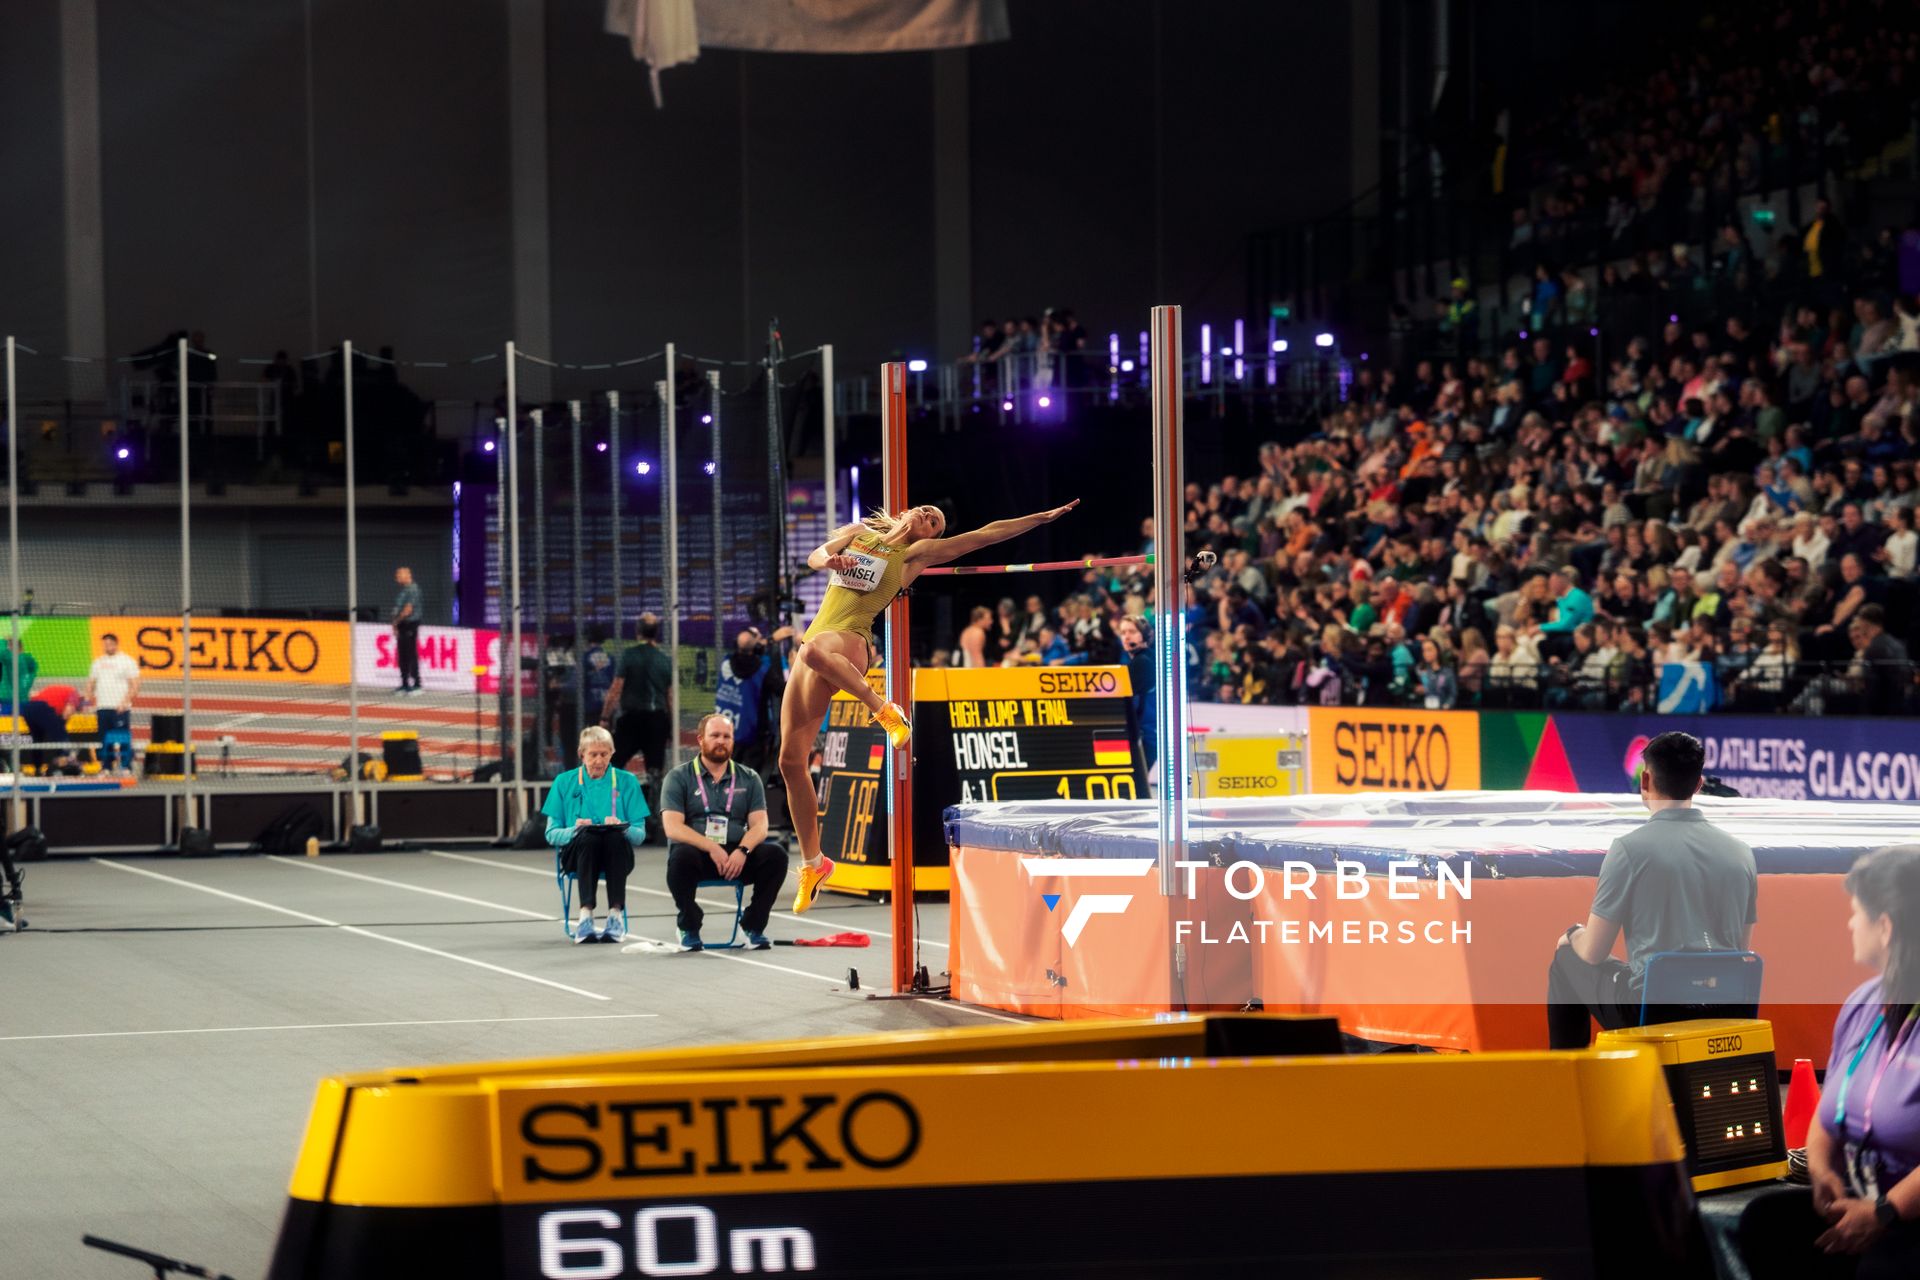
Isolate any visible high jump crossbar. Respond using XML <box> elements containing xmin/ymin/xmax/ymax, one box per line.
<box><xmin>878</xmin><ymin>304</ymin><xmax>1187</xmax><ymax>998</ymax></box>
<box><xmin>917</xmin><ymin>554</ymin><xmax>1149</xmax><ymax>577</ymax></box>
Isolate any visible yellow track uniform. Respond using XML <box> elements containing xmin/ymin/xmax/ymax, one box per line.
<box><xmin>802</xmin><ymin>532</ymin><xmax>909</xmax><ymax>653</ymax></box>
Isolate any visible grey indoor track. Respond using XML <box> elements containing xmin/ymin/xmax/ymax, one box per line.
<box><xmin>0</xmin><ymin>848</ymin><xmax>1002</xmax><ymax>1280</ymax></box>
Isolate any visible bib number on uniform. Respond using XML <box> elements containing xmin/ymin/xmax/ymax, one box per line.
<box><xmin>829</xmin><ymin>549</ymin><xmax>885</xmax><ymax>593</ymax></box>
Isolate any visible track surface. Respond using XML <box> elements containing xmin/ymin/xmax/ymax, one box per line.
<box><xmin>0</xmin><ymin>848</ymin><xmax>992</xmax><ymax>1279</ymax></box>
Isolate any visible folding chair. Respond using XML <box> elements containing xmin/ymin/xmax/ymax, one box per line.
<box><xmin>695</xmin><ymin>878</ymin><xmax>748</xmax><ymax>949</ymax></box>
<box><xmin>555</xmin><ymin>850</ymin><xmax>581</xmax><ymax>939</ymax></box>
<box><xmin>1638</xmin><ymin>950</ymin><xmax>1763</xmax><ymax>1025</ymax></box>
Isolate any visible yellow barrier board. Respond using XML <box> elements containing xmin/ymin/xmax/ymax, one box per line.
<box><xmin>266</xmin><ymin>1015</ymin><xmax>1704</xmax><ymax>1280</ymax></box>
<box><xmin>1192</xmin><ymin>733</ymin><xmax>1306</xmax><ymax>798</ymax></box>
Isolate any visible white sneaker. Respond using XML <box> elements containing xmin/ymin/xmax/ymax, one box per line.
<box><xmin>573</xmin><ymin>910</ymin><xmax>599</xmax><ymax>943</ymax></box>
<box><xmin>604</xmin><ymin>909</ymin><xmax>627</xmax><ymax>942</ymax></box>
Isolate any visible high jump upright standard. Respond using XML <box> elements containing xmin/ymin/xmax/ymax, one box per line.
<box><xmin>875</xmin><ymin>305</ymin><xmax>1189</xmax><ymax>997</ymax></box>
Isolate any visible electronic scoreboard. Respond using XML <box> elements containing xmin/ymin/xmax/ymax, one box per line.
<box><xmin>815</xmin><ymin>665</ymin><xmax>1146</xmax><ymax>897</ymax></box>
<box><xmin>1596</xmin><ymin>1019</ymin><xmax>1790</xmax><ymax>1192</ymax></box>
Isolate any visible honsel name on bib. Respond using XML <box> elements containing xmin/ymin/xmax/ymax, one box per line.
<box><xmin>829</xmin><ymin>549</ymin><xmax>886</xmax><ymax>593</ymax></box>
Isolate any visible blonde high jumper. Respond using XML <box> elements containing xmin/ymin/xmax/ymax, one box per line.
<box><xmin>778</xmin><ymin>498</ymin><xmax>1079</xmax><ymax>910</ymax></box>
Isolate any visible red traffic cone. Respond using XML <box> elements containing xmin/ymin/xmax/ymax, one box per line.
<box><xmin>1782</xmin><ymin>1058</ymin><xmax>1820</xmax><ymax>1149</ymax></box>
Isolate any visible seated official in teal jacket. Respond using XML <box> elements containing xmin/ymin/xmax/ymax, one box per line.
<box><xmin>542</xmin><ymin>725</ymin><xmax>651</xmax><ymax>943</ymax></box>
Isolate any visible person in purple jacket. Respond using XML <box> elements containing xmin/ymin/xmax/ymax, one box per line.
<box><xmin>1740</xmin><ymin>844</ymin><xmax>1920</xmax><ymax>1278</ymax></box>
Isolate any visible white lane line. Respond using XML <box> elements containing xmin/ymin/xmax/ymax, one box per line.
<box><xmin>426</xmin><ymin>849</ymin><xmax>949</xmax><ymax>948</ymax></box>
<box><xmin>266</xmin><ymin>856</ymin><xmax>551</xmax><ymax>919</ymax></box>
<box><xmin>92</xmin><ymin>859</ymin><xmax>611</xmax><ymax>1002</ymax></box>
<box><xmin>421</xmin><ymin>852</ymin><xmax>1017</xmax><ymax>1022</ymax></box>
<box><xmin>0</xmin><ymin>1013</ymin><xmax>659</xmax><ymax>1044</ymax></box>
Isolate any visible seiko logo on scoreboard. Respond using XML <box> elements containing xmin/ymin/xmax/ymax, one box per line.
<box><xmin>1217</xmin><ymin>775</ymin><xmax>1279</xmax><ymax>790</ymax></box>
<box><xmin>1037</xmin><ymin>670</ymin><xmax>1119</xmax><ymax>695</ymax></box>
<box><xmin>516</xmin><ymin>1090</ymin><xmax>921</xmax><ymax>1185</ymax></box>
<box><xmin>1706</xmin><ymin>1035</ymin><xmax>1744</xmax><ymax>1055</ymax></box>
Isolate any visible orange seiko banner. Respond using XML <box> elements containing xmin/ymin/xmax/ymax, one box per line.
<box><xmin>1306</xmin><ymin>706</ymin><xmax>1482</xmax><ymax>793</ymax></box>
<box><xmin>90</xmin><ymin>617</ymin><xmax>353</xmax><ymax>685</ymax></box>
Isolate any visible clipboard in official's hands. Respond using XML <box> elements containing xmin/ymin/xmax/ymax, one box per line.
<box><xmin>594</xmin><ymin>820</ymin><xmax>631</xmax><ymax>832</ymax></box>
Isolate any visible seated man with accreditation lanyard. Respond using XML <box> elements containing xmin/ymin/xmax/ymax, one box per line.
<box><xmin>661</xmin><ymin>714</ymin><xmax>789</xmax><ymax>951</ymax></box>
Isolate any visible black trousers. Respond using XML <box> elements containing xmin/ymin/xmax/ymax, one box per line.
<box><xmin>1738</xmin><ymin>1186</ymin><xmax>1920</xmax><ymax>1280</ymax></box>
<box><xmin>394</xmin><ymin>620</ymin><xmax>421</xmax><ymax>689</ymax></box>
<box><xmin>612</xmin><ymin>708</ymin><xmax>670</xmax><ymax>776</ymax></box>
<box><xmin>1546</xmin><ymin>946</ymin><xmax>1640</xmax><ymax>1049</ymax></box>
<box><xmin>561</xmin><ymin>827</ymin><xmax>635</xmax><ymax>910</ymax></box>
<box><xmin>666</xmin><ymin>840</ymin><xmax>789</xmax><ymax>936</ymax></box>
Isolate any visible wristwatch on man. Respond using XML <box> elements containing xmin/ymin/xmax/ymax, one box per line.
<box><xmin>1875</xmin><ymin>1195</ymin><xmax>1901</xmax><ymax>1229</ymax></box>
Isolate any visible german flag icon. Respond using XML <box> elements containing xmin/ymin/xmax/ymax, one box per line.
<box><xmin>867</xmin><ymin>741</ymin><xmax>886</xmax><ymax>771</ymax></box>
<box><xmin>1093</xmin><ymin>738</ymin><xmax>1131</xmax><ymax>766</ymax></box>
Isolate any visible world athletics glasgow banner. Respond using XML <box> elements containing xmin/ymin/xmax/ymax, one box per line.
<box><xmin>1482</xmin><ymin>710</ymin><xmax>1920</xmax><ymax>805</ymax></box>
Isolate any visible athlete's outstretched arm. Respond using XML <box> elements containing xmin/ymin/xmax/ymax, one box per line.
<box><xmin>909</xmin><ymin>500</ymin><xmax>1079</xmax><ymax>568</ymax></box>
<box><xmin>807</xmin><ymin>522</ymin><xmax>868</xmax><ymax>572</ymax></box>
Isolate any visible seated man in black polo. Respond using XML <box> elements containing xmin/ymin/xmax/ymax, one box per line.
<box><xmin>660</xmin><ymin>713</ymin><xmax>789</xmax><ymax>951</ymax></box>
<box><xmin>1547</xmin><ymin>730</ymin><xmax>1759</xmax><ymax>1048</ymax></box>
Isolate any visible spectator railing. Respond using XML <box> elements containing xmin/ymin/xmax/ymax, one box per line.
<box><xmin>120</xmin><ymin>378</ymin><xmax>283</xmax><ymax>458</ymax></box>
<box><xmin>837</xmin><ymin>347</ymin><xmax>1355</xmax><ymax>430</ymax></box>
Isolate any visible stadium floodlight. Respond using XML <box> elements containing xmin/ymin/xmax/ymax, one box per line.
<box><xmin>1314</xmin><ymin>333</ymin><xmax>1334</xmax><ymax>348</ymax></box>
<box><xmin>1272</xmin><ymin>339</ymin><xmax>1287</xmax><ymax>353</ymax></box>
<box><xmin>907</xmin><ymin>359</ymin><xmax>928</xmax><ymax>373</ymax></box>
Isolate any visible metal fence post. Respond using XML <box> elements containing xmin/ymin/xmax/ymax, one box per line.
<box><xmin>570</xmin><ymin>398</ymin><xmax>585</xmax><ymax>748</ymax></box>
<box><xmin>5</xmin><ymin>336</ymin><xmax>19</xmax><ymax>821</ymax></box>
<box><xmin>531</xmin><ymin>406</ymin><xmax>547</xmax><ymax>777</ymax></box>
<box><xmin>344</xmin><ymin>340</ymin><xmax>360</xmax><ymax>823</ymax></box>
<box><xmin>607</xmin><ymin>390</ymin><xmax>623</xmax><ymax>642</ymax></box>
<box><xmin>708</xmin><ymin>370</ymin><xmax>723</xmax><ymax>686</ymax></box>
<box><xmin>661</xmin><ymin>343</ymin><xmax>679</xmax><ymax>773</ymax></box>
<box><xmin>178</xmin><ymin>337</ymin><xmax>194</xmax><ymax>827</ymax></box>
<box><xmin>506</xmin><ymin>343</ymin><xmax>524</xmax><ymax>802</ymax></box>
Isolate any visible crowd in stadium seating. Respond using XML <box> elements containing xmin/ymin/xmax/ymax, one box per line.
<box><xmin>951</xmin><ymin>217</ymin><xmax>1920</xmax><ymax>713</ymax></box>
<box><xmin>1507</xmin><ymin>0</ymin><xmax>1918</xmax><ymax>272</ymax></box>
<box><xmin>945</xmin><ymin>1</ymin><xmax>1920</xmax><ymax>716</ymax></box>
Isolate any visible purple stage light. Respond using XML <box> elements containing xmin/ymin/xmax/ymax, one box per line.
<box><xmin>907</xmin><ymin>359</ymin><xmax>928</xmax><ymax>373</ymax></box>
<box><xmin>1590</xmin><ymin>327</ymin><xmax>1600</xmax><ymax>337</ymax></box>
<box><xmin>703</xmin><ymin>461</ymin><xmax>715</xmax><ymax>475</ymax></box>
<box><xmin>116</xmin><ymin>447</ymin><xmax>130</xmax><ymax>460</ymax></box>
<box><xmin>1314</xmin><ymin>333</ymin><xmax>1334</xmax><ymax>348</ymax></box>
<box><xmin>1001</xmin><ymin>399</ymin><xmax>1013</xmax><ymax>411</ymax></box>
<box><xmin>701</xmin><ymin>414</ymin><xmax>712</xmax><ymax>425</ymax></box>
<box><xmin>483</xmin><ymin>439</ymin><xmax>496</xmax><ymax>453</ymax></box>
<box><xmin>596</xmin><ymin>441</ymin><xmax>608</xmax><ymax>453</ymax></box>
<box><xmin>636</xmin><ymin>460</ymin><xmax>651</xmax><ymax>476</ymax></box>
<box><xmin>1519</xmin><ymin>330</ymin><xmax>1529</xmax><ymax>340</ymax></box>
<box><xmin>1038</xmin><ymin>395</ymin><xmax>1052</xmax><ymax>409</ymax></box>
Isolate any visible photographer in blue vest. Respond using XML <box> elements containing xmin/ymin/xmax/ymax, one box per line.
<box><xmin>714</xmin><ymin>628</ymin><xmax>785</xmax><ymax>775</ymax></box>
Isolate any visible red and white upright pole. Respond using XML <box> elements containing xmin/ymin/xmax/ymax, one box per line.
<box><xmin>880</xmin><ymin>362</ymin><xmax>917</xmax><ymax>991</ymax></box>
